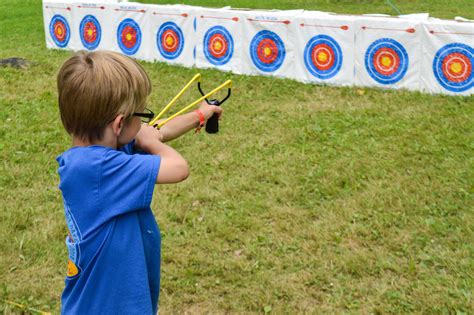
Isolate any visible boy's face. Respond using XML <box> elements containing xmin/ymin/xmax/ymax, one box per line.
<box><xmin>117</xmin><ymin>116</ymin><xmax>141</xmax><ymax>147</ymax></box>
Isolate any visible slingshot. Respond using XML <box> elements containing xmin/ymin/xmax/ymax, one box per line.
<box><xmin>149</xmin><ymin>74</ymin><xmax>232</xmax><ymax>133</ymax></box>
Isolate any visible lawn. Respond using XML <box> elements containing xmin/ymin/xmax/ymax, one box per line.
<box><xmin>0</xmin><ymin>0</ymin><xmax>473</xmax><ymax>313</ymax></box>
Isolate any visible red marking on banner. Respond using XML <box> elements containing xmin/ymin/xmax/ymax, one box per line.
<box><xmin>200</xmin><ymin>15</ymin><xmax>239</xmax><ymax>22</ymax></box>
<box><xmin>77</xmin><ymin>5</ymin><xmax>105</xmax><ymax>10</ymax></box>
<box><xmin>114</xmin><ymin>8</ymin><xmax>146</xmax><ymax>13</ymax></box>
<box><xmin>153</xmin><ymin>12</ymin><xmax>188</xmax><ymax>17</ymax></box>
<box><xmin>248</xmin><ymin>18</ymin><xmax>290</xmax><ymax>25</ymax></box>
<box><xmin>429</xmin><ymin>30</ymin><xmax>474</xmax><ymax>36</ymax></box>
<box><xmin>300</xmin><ymin>23</ymin><xmax>349</xmax><ymax>31</ymax></box>
<box><xmin>362</xmin><ymin>26</ymin><xmax>415</xmax><ymax>33</ymax></box>
<box><xmin>45</xmin><ymin>5</ymin><xmax>71</xmax><ymax>11</ymax></box>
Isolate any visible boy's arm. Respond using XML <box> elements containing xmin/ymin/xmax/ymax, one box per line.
<box><xmin>157</xmin><ymin>102</ymin><xmax>223</xmax><ymax>142</ymax></box>
<box><xmin>134</xmin><ymin>124</ymin><xmax>189</xmax><ymax>184</ymax></box>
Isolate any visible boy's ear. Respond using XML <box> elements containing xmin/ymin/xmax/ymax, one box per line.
<box><xmin>111</xmin><ymin>114</ymin><xmax>126</xmax><ymax>136</ymax></box>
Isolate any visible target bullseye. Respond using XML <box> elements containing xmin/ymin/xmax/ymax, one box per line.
<box><xmin>117</xmin><ymin>18</ymin><xmax>141</xmax><ymax>55</ymax></box>
<box><xmin>250</xmin><ymin>30</ymin><xmax>285</xmax><ymax>72</ymax></box>
<box><xmin>304</xmin><ymin>35</ymin><xmax>342</xmax><ymax>80</ymax></box>
<box><xmin>49</xmin><ymin>15</ymin><xmax>70</xmax><ymax>48</ymax></box>
<box><xmin>365</xmin><ymin>38</ymin><xmax>408</xmax><ymax>85</ymax></box>
<box><xmin>203</xmin><ymin>26</ymin><xmax>234</xmax><ymax>66</ymax></box>
<box><xmin>157</xmin><ymin>22</ymin><xmax>184</xmax><ymax>60</ymax></box>
<box><xmin>433</xmin><ymin>43</ymin><xmax>473</xmax><ymax>92</ymax></box>
<box><xmin>80</xmin><ymin>15</ymin><xmax>101</xmax><ymax>50</ymax></box>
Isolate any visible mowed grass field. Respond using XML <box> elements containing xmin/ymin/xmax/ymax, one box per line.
<box><xmin>1</xmin><ymin>0</ymin><xmax>473</xmax><ymax>313</ymax></box>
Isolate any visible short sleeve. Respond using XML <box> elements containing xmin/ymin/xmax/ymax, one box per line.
<box><xmin>99</xmin><ymin>149</ymin><xmax>161</xmax><ymax>218</ymax></box>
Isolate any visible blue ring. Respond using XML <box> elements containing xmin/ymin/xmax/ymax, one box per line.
<box><xmin>250</xmin><ymin>30</ymin><xmax>286</xmax><ymax>72</ymax></box>
<box><xmin>304</xmin><ymin>35</ymin><xmax>343</xmax><ymax>80</ymax></box>
<box><xmin>203</xmin><ymin>26</ymin><xmax>234</xmax><ymax>66</ymax></box>
<box><xmin>433</xmin><ymin>43</ymin><xmax>473</xmax><ymax>93</ymax></box>
<box><xmin>117</xmin><ymin>18</ymin><xmax>141</xmax><ymax>55</ymax></box>
<box><xmin>364</xmin><ymin>38</ymin><xmax>408</xmax><ymax>85</ymax></box>
<box><xmin>49</xmin><ymin>15</ymin><xmax>70</xmax><ymax>48</ymax></box>
<box><xmin>79</xmin><ymin>15</ymin><xmax>101</xmax><ymax>50</ymax></box>
<box><xmin>156</xmin><ymin>22</ymin><xmax>184</xmax><ymax>60</ymax></box>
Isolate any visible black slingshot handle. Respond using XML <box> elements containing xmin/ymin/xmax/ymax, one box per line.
<box><xmin>197</xmin><ymin>81</ymin><xmax>231</xmax><ymax>134</ymax></box>
<box><xmin>205</xmin><ymin>99</ymin><xmax>220</xmax><ymax>134</ymax></box>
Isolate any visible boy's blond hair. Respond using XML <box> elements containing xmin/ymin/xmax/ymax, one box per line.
<box><xmin>57</xmin><ymin>51</ymin><xmax>151</xmax><ymax>141</ymax></box>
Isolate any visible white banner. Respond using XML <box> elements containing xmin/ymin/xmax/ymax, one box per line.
<box><xmin>42</xmin><ymin>1</ymin><xmax>473</xmax><ymax>96</ymax></box>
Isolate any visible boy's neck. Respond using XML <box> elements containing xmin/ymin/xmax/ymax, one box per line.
<box><xmin>72</xmin><ymin>126</ymin><xmax>118</xmax><ymax>149</ymax></box>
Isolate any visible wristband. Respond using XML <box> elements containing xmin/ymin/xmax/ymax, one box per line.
<box><xmin>195</xmin><ymin>109</ymin><xmax>205</xmax><ymax>133</ymax></box>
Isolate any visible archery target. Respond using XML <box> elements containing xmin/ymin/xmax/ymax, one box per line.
<box><xmin>203</xmin><ymin>26</ymin><xmax>234</xmax><ymax>66</ymax></box>
<box><xmin>49</xmin><ymin>15</ymin><xmax>70</xmax><ymax>48</ymax></box>
<box><xmin>156</xmin><ymin>22</ymin><xmax>185</xmax><ymax>60</ymax></box>
<box><xmin>117</xmin><ymin>18</ymin><xmax>141</xmax><ymax>55</ymax></box>
<box><xmin>433</xmin><ymin>43</ymin><xmax>473</xmax><ymax>93</ymax></box>
<box><xmin>80</xmin><ymin>15</ymin><xmax>101</xmax><ymax>50</ymax></box>
<box><xmin>304</xmin><ymin>35</ymin><xmax>343</xmax><ymax>80</ymax></box>
<box><xmin>364</xmin><ymin>38</ymin><xmax>409</xmax><ymax>85</ymax></box>
<box><xmin>250</xmin><ymin>30</ymin><xmax>286</xmax><ymax>72</ymax></box>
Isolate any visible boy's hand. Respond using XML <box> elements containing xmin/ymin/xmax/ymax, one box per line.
<box><xmin>134</xmin><ymin>124</ymin><xmax>163</xmax><ymax>153</ymax></box>
<box><xmin>198</xmin><ymin>101</ymin><xmax>223</xmax><ymax>121</ymax></box>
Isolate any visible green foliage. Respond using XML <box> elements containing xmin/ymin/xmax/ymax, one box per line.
<box><xmin>1</xmin><ymin>0</ymin><xmax>473</xmax><ymax>313</ymax></box>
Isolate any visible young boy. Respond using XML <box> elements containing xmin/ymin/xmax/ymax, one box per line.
<box><xmin>56</xmin><ymin>51</ymin><xmax>222</xmax><ymax>314</ymax></box>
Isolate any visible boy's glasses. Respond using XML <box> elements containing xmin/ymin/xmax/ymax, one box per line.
<box><xmin>133</xmin><ymin>108</ymin><xmax>155</xmax><ymax>123</ymax></box>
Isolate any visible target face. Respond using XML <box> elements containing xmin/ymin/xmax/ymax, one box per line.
<box><xmin>156</xmin><ymin>22</ymin><xmax>184</xmax><ymax>60</ymax></box>
<box><xmin>80</xmin><ymin>15</ymin><xmax>101</xmax><ymax>50</ymax></box>
<box><xmin>117</xmin><ymin>18</ymin><xmax>141</xmax><ymax>55</ymax></box>
<box><xmin>364</xmin><ymin>38</ymin><xmax>408</xmax><ymax>85</ymax></box>
<box><xmin>203</xmin><ymin>26</ymin><xmax>234</xmax><ymax>66</ymax></box>
<box><xmin>49</xmin><ymin>15</ymin><xmax>70</xmax><ymax>48</ymax></box>
<box><xmin>250</xmin><ymin>30</ymin><xmax>286</xmax><ymax>72</ymax></box>
<box><xmin>304</xmin><ymin>35</ymin><xmax>343</xmax><ymax>80</ymax></box>
<box><xmin>433</xmin><ymin>43</ymin><xmax>473</xmax><ymax>93</ymax></box>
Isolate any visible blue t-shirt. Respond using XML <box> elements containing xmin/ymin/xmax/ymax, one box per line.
<box><xmin>57</xmin><ymin>141</ymin><xmax>161</xmax><ymax>314</ymax></box>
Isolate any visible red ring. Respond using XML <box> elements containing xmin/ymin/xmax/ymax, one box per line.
<box><xmin>162</xmin><ymin>29</ymin><xmax>179</xmax><ymax>52</ymax></box>
<box><xmin>311</xmin><ymin>43</ymin><xmax>335</xmax><ymax>71</ymax></box>
<box><xmin>208</xmin><ymin>34</ymin><xmax>227</xmax><ymax>58</ymax></box>
<box><xmin>373</xmin><ymin>47</ymin><xmax>399</xmax><ymax>76</ymax></box>
<box><xmin>83</xmin><ymin>22</ymin><xmax>97</xmax><ymax>43</ymax></box>
<box><xmin>121</xmin><ymin>26</ymin><xmax>137</xmax><ymax>49</ymax></box>
<box><xmin>54</xmin><ymin>22</ymin><xmax>67</xmax><ymax>41</ymax></box>
<box><xmin>442</xmin><ymin>53</ymin><xmax>471</xmax><ymax>82</ymax></box>
<box><xmin>257</xmin><ymin>39</ymin><xmax>278</xmax><ymax>64</ymax></box>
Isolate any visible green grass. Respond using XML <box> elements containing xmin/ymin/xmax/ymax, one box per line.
<box><xmin>1</xmin><ymin>0</ymin><xmax>473</xmax><ymax>314</ymax></box>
